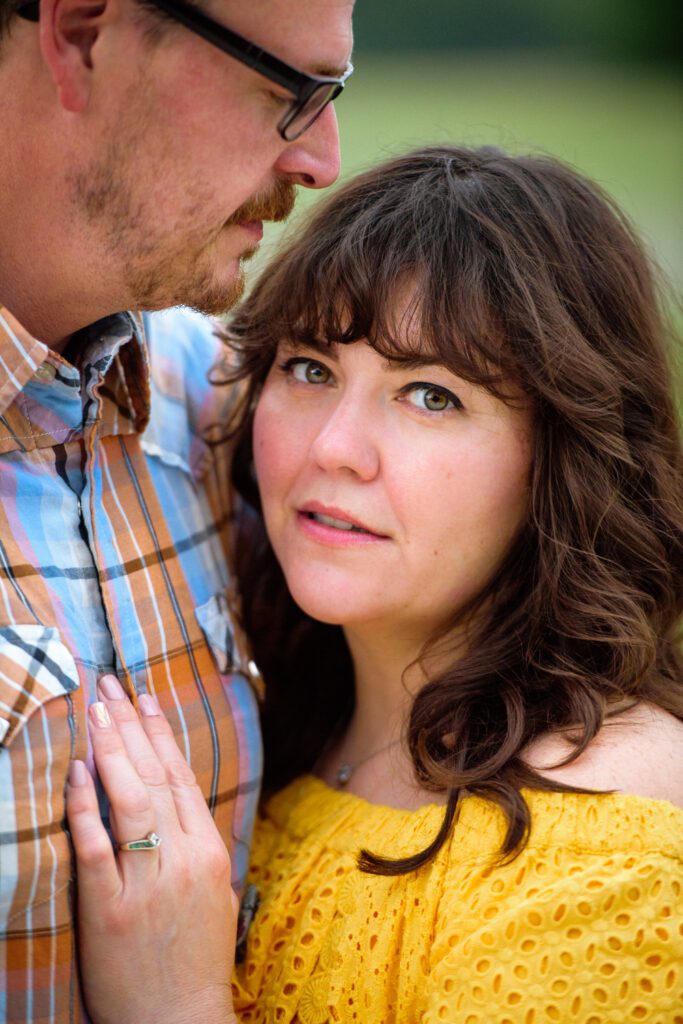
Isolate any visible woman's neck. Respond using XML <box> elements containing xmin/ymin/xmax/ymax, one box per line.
<box><xmin>314</xmin><ymin>624</ymin><xmax>447</xmax><ymax>810</ymax></box>
<box><xmin>342</xmin><ymin>625</ymin><xmax>421</xmax><ymax>746</ymax></box>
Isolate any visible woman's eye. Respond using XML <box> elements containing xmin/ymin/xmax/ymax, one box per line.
<box><xmin>282</xmin><ymin>358</ymin><xmax>332</xmax><ymax>385</ymax></box>
<box><xmin>403</xmin><ymin>383</ymin><xmax>462</xmax><ymax>413</ymax></box>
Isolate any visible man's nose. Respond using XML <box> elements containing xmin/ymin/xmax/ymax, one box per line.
<box><xmin>273</xmin><ymin>103</ymin><xmax>341</xmax><ymax>189</ymax></box>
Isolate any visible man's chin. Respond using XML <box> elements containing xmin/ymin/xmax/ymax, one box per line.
<box><xmin>182</xmin><ymin>264</ymin><xmax>247</xmax><ymax>317</ymax></box>
<box><xmin>132</xmin><ymin>243</ymin><xmax>251</xmax><ymax>316</ymax></box>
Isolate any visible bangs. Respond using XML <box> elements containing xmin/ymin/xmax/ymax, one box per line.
<box><xmin>282</xmin><ymin>269</ymin><xmax>518</xmax><ymax>401</ymax></box>
<box><xmin>227</xmin><ymin>152</ymin><xmax>530</xmax><ymax>403</ymax></box>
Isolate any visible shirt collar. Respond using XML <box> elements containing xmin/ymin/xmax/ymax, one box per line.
<box><xmin>0</xmin><ymin>307</ymin><xmax>49</xmax><ymax>416</ymax></box>
<box><xmin>0</xmin><ymin>306</ymin><xmax>150</xmax><ymax>432</ymax></box>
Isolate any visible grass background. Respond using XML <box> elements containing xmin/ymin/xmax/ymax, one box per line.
<box><xmin>252</xmin><ymin>54</ymin><xmax>683</xmax><ymax>312</ymax></box>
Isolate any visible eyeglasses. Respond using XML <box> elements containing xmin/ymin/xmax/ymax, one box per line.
<box><xmin>17</xmin><ymin>0</ymin><xmax>352</xmax><ymax>142</ymax></box>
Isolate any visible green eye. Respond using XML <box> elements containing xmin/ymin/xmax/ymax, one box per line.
<box><xmin>423</xmin><ymin>388</ymin><xmax>450</xmax><ymax>411</ymax></box>
<box><xmin>405</xmin><ymin>383</ymin><xmax>460</xmax><ymax>412</ymax></box>
<box><xmin>289</xmin><ymin>359</ymin><xmax>332</xmax><ymax>384</ymax></box>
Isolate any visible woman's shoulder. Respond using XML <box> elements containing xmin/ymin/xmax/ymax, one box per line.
<box><xmin>523</xmin><ymin>702</ymin><xmax>683</xmax><ymax>809</ymax></box>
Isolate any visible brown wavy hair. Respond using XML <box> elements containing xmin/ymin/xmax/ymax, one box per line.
<box><xmin>216</xmin><ymin>146</ymin><xmax>683</xmax><ymax>872</ymax></box>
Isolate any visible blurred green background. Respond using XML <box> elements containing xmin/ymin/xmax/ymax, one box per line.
<box><xmin>254</xmin><ymin>0</ymin><xmax>682</xmax><ymax>302</ymax></box>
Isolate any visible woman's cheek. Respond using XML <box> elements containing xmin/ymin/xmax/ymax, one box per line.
<box><xmin>252</xmin><ymin>395</ymin><xmax>283</xmax><ymax>492</ymax></box>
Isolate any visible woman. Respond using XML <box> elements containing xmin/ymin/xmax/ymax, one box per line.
<box><xmin>66</xmin><ymin>147</ymin><xmax>683</xmax><ymax>1024</ymax></box>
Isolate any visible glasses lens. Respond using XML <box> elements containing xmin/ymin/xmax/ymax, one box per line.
<box><xmin>281</xmin><ymin>83</ymin><xmax>342</xmax><ymax>141</ymax></box>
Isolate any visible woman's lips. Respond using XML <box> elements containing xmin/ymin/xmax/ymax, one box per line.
<box><xmin>296</xmin><ymin>504</ymin><xmax>390</xmax><ymax>546</ymax></box>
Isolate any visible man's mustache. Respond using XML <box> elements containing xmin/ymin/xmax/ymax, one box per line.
<box><xmin>226</xmin><ymin>180</ymin><xmax>296</xmax><ymax>226</ymax></box>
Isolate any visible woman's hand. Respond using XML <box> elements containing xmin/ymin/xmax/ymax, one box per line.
<box><xmin>66</xmin><ymin>675</ymin><xmax>239</xmax><ymax>1024</ymax></box>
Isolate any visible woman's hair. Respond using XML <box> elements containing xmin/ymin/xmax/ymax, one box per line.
<box><xmin>217</xmin><ymin>145</ymin><xmax>683</xmax><ymax>872</ymax></box>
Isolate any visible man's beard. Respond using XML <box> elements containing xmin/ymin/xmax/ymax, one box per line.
<box><xmin>68</xmin><ymin>134</ymin><xmax>296</xmax><ymax>316</ymax></box>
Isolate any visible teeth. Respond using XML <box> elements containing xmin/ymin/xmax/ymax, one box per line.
<box><xmin>310</xmin><ymin>512</ymin><xmax>367</xmax><ymax>533</ymax></box>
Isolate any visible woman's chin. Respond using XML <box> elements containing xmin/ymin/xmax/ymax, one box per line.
<box><xmin>285</xmin><ymin>579</ymin><xmax>382</xmax><ymax>629</ymax></box>
<box><xmin>290</xmin><ymin>596</ymin><xmax>358</xmax><ymax>627</ymax></box>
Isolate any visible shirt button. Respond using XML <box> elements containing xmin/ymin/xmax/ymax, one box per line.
<box><xmin>34</xmin><ymin>363</ymin><xmax>57</xmax><ymax>383</ymax></box>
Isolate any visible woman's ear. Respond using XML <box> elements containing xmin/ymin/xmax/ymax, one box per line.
<box><xmin>38</xmin><ymin>0</ymin><xmax>115</xmax><ymax>111</ymax></box>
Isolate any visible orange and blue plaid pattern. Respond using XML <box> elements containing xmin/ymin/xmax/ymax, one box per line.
<box><xmin>0</xmin><ymin>305</ymin><xmax>262</xmax><ymax>1023</ymax></box>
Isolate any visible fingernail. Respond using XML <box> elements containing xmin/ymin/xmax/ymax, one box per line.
<box><xmin>98</xmin><ymin>674</ymin><xmax>125</xmax><ymax>700</ymax></box>
<box><xmin>68</xmin><ymin>759</ymin><xmax>88</xmax><ymax>786</ymax></box>
<box><xmin>139</xmin><ymin>693</ymin><xmax>161</xmax><ymax>717</ymax></box>
<box><xmin>90</xmin><ymin>702</ymin><xmax>111</xmax><ymax>729</ymax></box>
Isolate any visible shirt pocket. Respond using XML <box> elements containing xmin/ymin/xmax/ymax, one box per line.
<box><xmin>195</xmin><ymin>592</ymin><xmax>263</xmax><ymax>893</ymax></box>
<box><xmin>0</xmin><ymin>624</ymin><xmax>81</xmax><ymax>929</ymax></box>
<box><xmin>0</xmin><ymin>624</ymin><xmax>80</xmax><ymax>747</ymax></box>
<box><xmin>194</xmin><ymin>589</ymin><xmax>264</xmax><ymax>700</ymax></box>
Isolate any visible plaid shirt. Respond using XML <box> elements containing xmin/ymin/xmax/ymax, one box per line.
<box><xmin>0</xmin><ymin>305</ymin><xmax>263</xmax><ymax>1023</ymax></box>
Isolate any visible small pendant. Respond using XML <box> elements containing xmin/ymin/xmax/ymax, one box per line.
<box><xmin>336</xmin><ymin>764</ymin><xmax>353</xmax><ymax>786</ymax></box>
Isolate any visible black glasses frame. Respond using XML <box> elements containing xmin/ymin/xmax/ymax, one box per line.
<box><xmin>17</xmin><ymin>0</ymin><xmax>352</xmax><ymax>141</ymax></box>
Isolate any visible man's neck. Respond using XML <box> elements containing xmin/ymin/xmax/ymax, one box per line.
<box><xmin>0</xmin><ymin>239</ymin><xmax>121</xmax><ymax>350</ymax></box>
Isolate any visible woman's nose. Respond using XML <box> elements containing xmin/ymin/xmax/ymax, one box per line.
<box><xmin>309</xmin><ymin>400</ymin><xmax>380</xmax><ymax>481</ymax></box>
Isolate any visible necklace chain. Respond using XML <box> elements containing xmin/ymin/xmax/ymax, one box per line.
<box><xmin>335</xmin><ymin>738</ymin><xmax>401</xmax><ymax>787</ymax></box>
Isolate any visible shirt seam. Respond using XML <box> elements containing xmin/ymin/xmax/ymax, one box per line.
<box><xmin>6</xmin><ymin>878</ymin><xmax>73</xmax><ymax>925</ymax></box>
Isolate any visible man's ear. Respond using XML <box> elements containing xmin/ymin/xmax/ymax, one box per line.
<box><xmin>38</xmin><ymin>0</ymin><xmax>114</xmax><ymax>112</ymax></box>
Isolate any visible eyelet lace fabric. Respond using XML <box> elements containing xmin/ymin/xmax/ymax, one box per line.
<box><xmin>232</xmin><ymin>776</ymin><xmax>683</xmax><ymax>1023</ymax></box>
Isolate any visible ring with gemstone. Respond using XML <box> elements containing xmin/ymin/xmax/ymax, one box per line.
<box><xmin>118</xmin><ymin>831</ymin><xmax>162</xmax><ymax>852</ymax></box>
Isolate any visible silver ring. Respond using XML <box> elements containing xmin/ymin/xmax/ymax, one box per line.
<box><xmin>118</xmin><ymin>831</ymin><xmax>161</xmax><ymax>852</ymax></box>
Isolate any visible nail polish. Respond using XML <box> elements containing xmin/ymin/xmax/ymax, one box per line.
<box><xmin>90</xmin><ymin>702</ymin><xmax>111</xmax><ymax>728</ymax></box>
<box><xmin>98</xmin><ymin>674</ymin><xmax>125</xmax><ymax>700</ymax></box>
<box><xmin>68</xmin><ymin>760</ymin><xmax>88</xmax><ymax>786</ymax></box>
<box><xmin>139</xmin><ymin>693</ymin><xmax>161</xmax><ymax>717</ymax></box>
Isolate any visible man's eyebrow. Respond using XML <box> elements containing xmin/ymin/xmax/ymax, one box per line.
<box><xmin>314</xmin><ymin>62</ymin><xmax>352</xmax><ymax>78</ymax></box>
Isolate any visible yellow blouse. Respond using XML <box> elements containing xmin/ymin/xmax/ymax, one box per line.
<box><xmin>232</xmin><ymin>775</ymin><xmax>683</xmax><ymax>1024</ymax></box>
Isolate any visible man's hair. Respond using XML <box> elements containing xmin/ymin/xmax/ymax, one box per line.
<box><xmin>0</xmin><ymin>0</ymin><xmax>23</xmax><ymax>39</ymax></box>
<box><xmin>221</xmin><ymin>145</ymin><xmax>683</xmax><ymax>870</ymax></box>
<box><xmin>0</xmin><ymin>0</ymin><xmax>174</xmax><ymax>46</ymax></box>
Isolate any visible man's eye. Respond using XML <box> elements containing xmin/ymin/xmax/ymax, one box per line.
<box><xmin>281</xmin><ymin>358</ymin><xmax>332</xmax><ymax>385</ymax></box>
<box><xmin>402</xmin><ymin>383</ymin><xmax>462</xmax><ymax>413</ymax></box>
<box><xmin>269</xmin><ymin>90</ymin><xmax>292</xmax><ymax>108</ymax></box>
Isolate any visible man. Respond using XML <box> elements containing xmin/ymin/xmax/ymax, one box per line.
<box><xmin>0</xmin><ymin>0</ymin><xmax>354</xmax><ymax>1018</ymax></box>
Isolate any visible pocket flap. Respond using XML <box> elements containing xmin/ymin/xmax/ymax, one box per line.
<box><xmin>195</xmin><ymin>591</ymin><xmax>264</xmax><ymax>701</ymax></box>
<box><xmin>0</xmin><ymin>625</ymin><xmax>80</xmax><ymax>747</ymax></box>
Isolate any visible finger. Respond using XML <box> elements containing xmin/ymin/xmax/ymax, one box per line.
<box><xmin>137</xmin><ymin>694</ymin><xmax>219</xmax><ymax>837</ymax></box>
<box><xmin>97</xmin><ymin>675</ymin><xmax>184</xmax><ymax>836</ymax></box>
<box><xmin>65</xmin><ymin>759</ymin><xmax>121</xmax><ymax>902</ymax></box>
<box><xmin>88</xmin><ymin>702</ymin><xmax>161</xmax><ymax>874</ymax></box>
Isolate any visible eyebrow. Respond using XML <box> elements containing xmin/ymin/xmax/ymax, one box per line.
<box><xmin>296</xmin><ymin>56</ymin><xmax>352</xmax><ymax>80</ymax></box>
<box><xmin>314</xmin><ymin>61</ymin><xmax>352</xmax><ymax>78</ymax></box>
<box><xmin>283</xmin><ymin>337</ymin><xmax>338</xmax><ymax>358</ymax></box>
<box><xmin>384</xmin><ymin>354</ymin><xmax>447</xmax><ymax>372</ymax></box>
<box><xmin>282</xmin><ymin>339</ymin><xmax>447</xmax><ymax>373</ymax></box>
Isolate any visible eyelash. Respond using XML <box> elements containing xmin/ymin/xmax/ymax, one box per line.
<box><xmin>268</xmin><ymin>90</ymin><xmax>291</xmax><ymax>108</ymax></box>
<box><xmin>278</xmin><ymin>357</ymin><xmax>331</xmax><ymax>384</ymax></box>
<box><xmin>277</xmin><ymin>357</ymin><xmax>463</xmax><ymax>414</ymax></box>
<box><xmin>400</xmin><ymin>382</ymin><xmax>463</xmax><ymax>413</ymax></box>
